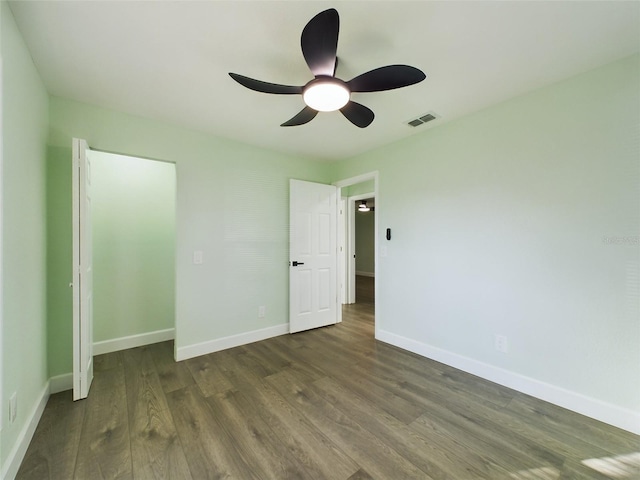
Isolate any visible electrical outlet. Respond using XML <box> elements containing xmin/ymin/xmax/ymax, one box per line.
<box><xmin>193</xmin><ymin>250</ymin><xmax>203</xmax><ymax>265</ymax></box>
<box><xmin>258</xmin><ymin>306</ymin><xmax>266</xmax><ymax>318</ymax></box>
<box><xmin>9</xmin><ymin>392</ymin><xmax>17</xmax><ymax>424</ymax></box>
<box><xmin>495</xmin><ymin>335</ymin><xmax>509</xmax><ymax>354</ymax></box>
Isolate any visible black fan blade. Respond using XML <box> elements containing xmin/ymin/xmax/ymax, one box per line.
<box><xmin>281</xmin><ymin>106</ymin><xmax>318</xmax><ymax>127</ymax></box>
<box><xmin>340</xmin><ymin>101</ymin><xmax>374</xmax><ymax>128</ymax></box>
<box><xmin>347</xmin><ymin>65</ymin><xmax>426</xmax><ymax>93</ymax></box>
<box><xmin>229</xmin><ymin>73</ymin><xmax>302</xmax><ymax>95</ymax></box>
<box><xmin>301</xmin><ymin>8</ymin><xmax>339</xmax><ymax>77</ymax></box>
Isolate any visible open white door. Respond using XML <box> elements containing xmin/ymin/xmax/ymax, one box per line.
<box><xmin>338</xmin><ymin>197</ymin><xmax>347</xmax><ymax>305</ymax></box>
<box><xmin>72</xmin><ymin>138</ymin><xmax>94</xmax><ymax>400</ymax></box>
<box><xmin>289</xmin><ymin>179</ymin><xmax>338</xmax><ymax>333</ymax></box>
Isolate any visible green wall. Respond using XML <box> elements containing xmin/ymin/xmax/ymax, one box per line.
<box><xmin>1</xmin><ymin>0</ymin><xmax>49</xmax><ymax>471</ymax></box>
<box><xmin>46</xmin><ymin>146</ymin><xmax>72</xmax><ymax>378</ymax></box>
<box><xmin>355</xmin><ymin>209</ymin><xmax>375</xmax><ymax>275</ymax></box>
<box><xmin>343</xmin><ymin>179</ymin><xmax>374</xmax><ymax>197</ymax></box>
<box><xmin>47</xmin><ymin>96</ymin><xmax>331</xmax><ymax>371</ymax></box>
<box><xmin>91</xmin><ymin>151</ymin><xmax>175</xmax><ymax>342</ymax></box>
<box><xmin>332</xmin><ymin>54</ymin><xmax>640</xmax><ymax>414</ymax></box>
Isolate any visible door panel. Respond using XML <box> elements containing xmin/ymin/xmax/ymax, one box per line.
<box><xmin>319</xmin><ymin>214</ymin><xmax>331</xmax><ymax>253</ymax></box>
<box><xmin>289</xmin><ymin>179</ymin><xmax>338</xmax><ymax>333</ymax></box>
<box><xmin>297</xmin><ymin>213</ymin><xmax>312</xmax><ymax>254</ymax></box>
<box><xmin>298</xmin><ymin>270</ymin><xmax>312</xmax><ymax>314</ymax></box>
<box><xmin>318</xmin><ymin>268</ymin><xmax>331</xmax><ymax>310</ymax></box>
<box><xmin>72</xmin><ymin>138</ymin><xmax>94</xmax><ymax>400</ymax></box>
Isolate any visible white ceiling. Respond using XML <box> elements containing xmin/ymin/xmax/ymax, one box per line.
<box><xmin>9</xmin><ymin>1</ymin><xmax>640</xmax><ymax>162</ymax></box>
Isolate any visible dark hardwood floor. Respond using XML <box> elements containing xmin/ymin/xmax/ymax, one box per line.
<box><xmin>17</xmin><ymin>294</ymin><xmax>639</xmax><ymax>479</ymax></box>
<box><xmin>355</xmin><ymin>275</ymin><xmax>374</xmax><ymax>305</ymax></box>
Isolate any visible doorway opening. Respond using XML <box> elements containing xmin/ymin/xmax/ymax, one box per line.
<box><xmin>353</xmin><ymin>196</ymin><xmax>375</xmax><ymax>305</ymax></box>
<box><xmin>345</xmin><ymin>193</ymin><xmax>375</xmax><ymax>306</ymax></box>
<box><xmin>334</xmin><ymin>172</ymin><xmax>378</xmax><ymax>337</ymax></box>
<box><xmin>90</xmin><ymin>151</ymin><xmax>177</xmax><ymax>354</ymax></box>
<box><xmin>73</xmin><ymin>143</ymin><xmax>176</xmax><ymax>399</ymax></box>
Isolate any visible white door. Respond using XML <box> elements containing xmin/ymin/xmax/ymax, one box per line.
<box><xmin>338</xmin><ymin>198</ymin><xmax>347</xmax><ymax>305</ymax></box>
<box><xmin>289</xmin><ymin>179</ymin><xmax>338</xmax><ymax>333</ymax></box>
<box><xmin>72</xmin><ymin>138</ymin><xmax>94</xmax><ymax>400</ymax></box>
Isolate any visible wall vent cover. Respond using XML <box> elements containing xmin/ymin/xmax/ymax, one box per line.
<box><xmin>407</xmin><ymin>112</ymin><xmax>439</xmax><ymax>127</ymax></box>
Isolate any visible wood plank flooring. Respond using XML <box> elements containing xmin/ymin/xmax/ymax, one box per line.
<box><xmin>17</xmin><ymin>297</ymin><xmax>639</xmax><ymax>479</ymax></box>
<box><xmin>356</xmin><ymin>275</ymin><xmax>374</xmax><ymax>305</ymax></box>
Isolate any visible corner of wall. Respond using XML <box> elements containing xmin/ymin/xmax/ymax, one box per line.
<box><xmin>0</xmin><ymin>383</ymin><xmax>49</xmax><ymax>480</ymax></box>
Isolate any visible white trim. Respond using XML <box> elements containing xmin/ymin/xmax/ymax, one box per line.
<box><xmin>176</xmin><ymin>324</ymin><xmax>288</xmax><ymax>361</ymax></box>
<box><xmin>0</xmin><ymin>53</ymin><xmax>4</xmax><ymax>433</ymax></box>
<box><xmin>1</xmin><ymin>382</ymin><xmax>49</xmax><ymax>480</ymax></box>
<box><xmin>377</xmin><ymin>329</ymin><xmax>640</xmax><ymax>435</ymax></box>
<box><xmin>49</xmin><ymin>374</ymin><xmax>74</xmax><ymax>394</ymax></box>
<box><xmin>356</xmin><ymin>271</ymin><xmax>375</xmax><ymax>278</ymax></box>
<box><xmin>338</xmin><ymin>197</ymin><xmax>347</xmax><ymax>310</ymax></box>
<box><xmin>333</xmin><ymin>171</ymin><xmax>378</xmax><ymax>188</ymax></box>
<box><xmin>93</xmin><ymin>328</ymin><xmax>175</xmax><ymax>356</ymax></box>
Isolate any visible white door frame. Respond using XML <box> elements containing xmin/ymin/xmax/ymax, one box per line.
<box><xmin>333</xmin><ymin>172</ymin><xmax>379</xmax><ymax>335</ymax></box>
<box><xmin>73</xmin><ymin>150</ymin><xmax>179</xmax><ymax>365</ymax></box>
<box><xmin>0</xmin><ymin>57</ymin><xmax>4</xmax><ymax>427</ymax></box>
<box><xmin>338</xmin><ymin>197</ymin><xmax>347</xmax><ymax>306</ymax></box>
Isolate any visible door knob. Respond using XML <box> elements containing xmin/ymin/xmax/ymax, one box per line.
<box><xmin>292</xmin><ymin>261</ymin><xmax>305</xmax><ymax>266</ymax></box>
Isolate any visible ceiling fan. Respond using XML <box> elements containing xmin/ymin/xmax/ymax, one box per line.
<box><xmin>229</xmin><ymin>8</ymin><xmax>426</xmax><ymax>128</ymax></box>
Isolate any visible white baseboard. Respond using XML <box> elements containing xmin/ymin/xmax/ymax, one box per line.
<box><xmin>49</xmin><ymin>373</ymin><xmax>73</xmax><ymax>394</ymax></box>
<box><xmin>47</xmin><ymin>329</ymin><xmax>174</xmax><ymax>395</ymax></box>
<box><xmin>176</xmin><ymin>323</ymin><xmax>288</xmax><ymax>361</ymax></box>
<box><xmin>93</xmin><ymin>328</ymin><xmax>175</xmax><ymax>356</ymax></box>
<box><xmin>355</xmin><ymin>271</ymin><xmax>375</xmax><ymax>278</ymax></box>
<box><xmin>1</xmin><ymin>382</ymin><xmax>49</xmax><ymax>480</ymax></box>
<box><xmin>377</xmin><ymin>329</ymin><xmax>640</xmax><ymax>435</ymax></box>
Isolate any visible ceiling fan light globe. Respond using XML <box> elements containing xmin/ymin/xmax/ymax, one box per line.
<box><xmin>303</xmin><ymin>80</ymin><xmax>350</xmax><ymax>112</ymax></box>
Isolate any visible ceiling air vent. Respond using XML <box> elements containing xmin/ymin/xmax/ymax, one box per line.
<box><xmin>407</xmin><ymin>112</ymin><xmax>438</xmax><ymax>127</ymax></box>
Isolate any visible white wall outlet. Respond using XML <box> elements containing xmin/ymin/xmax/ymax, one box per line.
<box><xmin>9</xmin><ymin>392</ymin><xmax>17</xmax><ymax>424</ymax></box>
<box><xmin>258</xmin><ymin>306</ymin><xmax>266</xmax><ymax>318</ymax></box>
<box><xmin>193</xmin><ymin>250</ymin><xmax>203</xmax><ymax>265</ymax></box>
<box><xmin>495</xmin><ymin>335</ymin><xmax>509</xmax><ymax>354</ymax></box>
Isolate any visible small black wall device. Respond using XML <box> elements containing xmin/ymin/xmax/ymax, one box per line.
<box><xmin>386</xmin><ymin>228</ymin><xmax>391</xmax><ymax>240</ymax></box>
